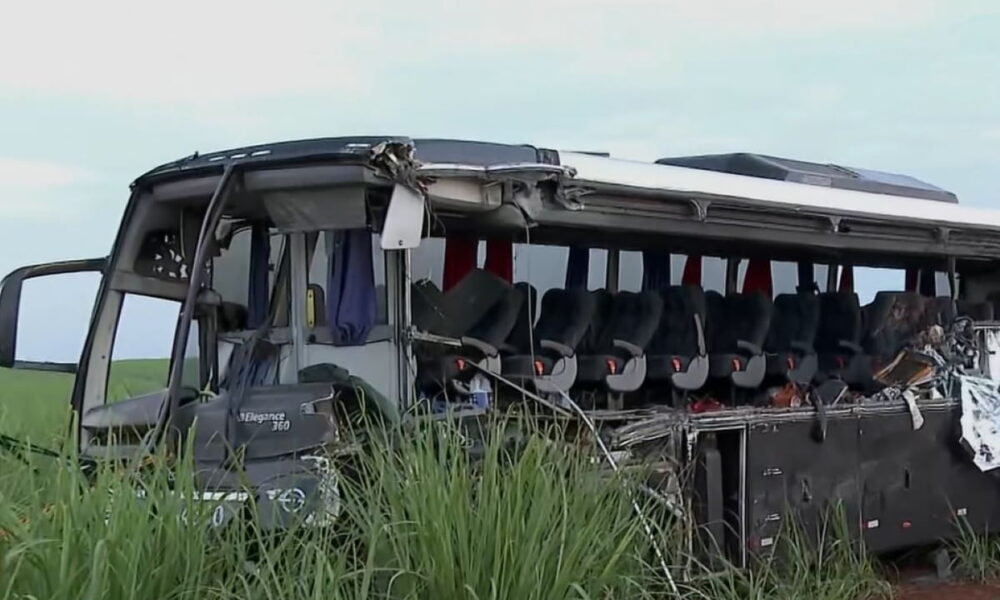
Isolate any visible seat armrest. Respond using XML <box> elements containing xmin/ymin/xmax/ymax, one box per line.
<box><xmin>540</xmin><ymin>339</ymin><xmax>574</xmax><ymax>357</ymax></box>
<box><xmin>693</xmin><ymin>314</ymin><xmax>707</xmax><ymax>356</ymax></box>
<box><xmin>736</xmin><ymin>340</ymin><xmax>762</xmax><ymax>356</ymax></box>
<box><xmin>613</xmin><ymin>339</ymin><xmax>644</xmax><ymax>357</ymax></box>
<box><xmin>460</xmin><ymin>336</ymin><xmax>499</xmax><ymax>357</ymax></box>
<box><xmin>837</xmin><ymin>340</ymin><xmax>863</xmax><ymax>354</ymax></box>
<box><xmin>790</xmin><ymin>340</ymin><xmax>814</xmax><ymax>354</ymax></box>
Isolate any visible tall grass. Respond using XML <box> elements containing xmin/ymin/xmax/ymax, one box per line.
<box><xmin>1</xmin><ymin>417</ymin><xmax>674</xmax><ymax>599</ymax></box>
<box><xmin>0</xmin><ymin>368</ymin><xmax>905</xmax><ymax>600</ymax></box>
<box><xmin>949</xmin><ymin>517</ymin><xmax>1000</xmax><ymax>583</ymax></box>
<box><xmin>339</xmin><ymin>419</ymin><xmax>666</xmax><ymax>599</ymax></box>
<box><xmin>0</xmin><ymin>412</ymin><xmax>901</xmax><ymax>600</ymax></box>
<box><xmin>678</xmin><ymin>506</ymin><xmax>891</xmax><ymax>600</ymax></box>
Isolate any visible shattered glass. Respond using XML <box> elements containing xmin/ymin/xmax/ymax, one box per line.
<box><xmin>959</xmin><ymin>375</ymin><xmax>1000</xmax><ymax>472</ymax></box>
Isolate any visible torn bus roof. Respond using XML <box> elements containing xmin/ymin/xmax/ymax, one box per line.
<box><xmin>135</xmin><ymin>137</ymin><xmax>548</xmax><ymax>184</ymax></box>
<box><xmin>133</xmin><ymin>135</ymin><xmax>1000</xmax><ymax>242</ymax></box>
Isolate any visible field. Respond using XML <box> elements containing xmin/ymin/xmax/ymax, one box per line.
<box><xmin>0</xmin><ymin>360</ymin><xmax>169</xmax><ymax>442</ymax></box>
<box><xmin>1</xmin><ymin>363</ymin><xmax>998</xmax><ymax>599</ymax></box>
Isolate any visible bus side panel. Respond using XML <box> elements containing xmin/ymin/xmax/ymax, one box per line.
<box><xmin>858</xmin><ymin>408</ymin><xmax>955</xmax><ymax>553</ymax></box>
<box><xmin>744</xmin><ymin>416</ymin><xmax>860</xmax><ymax>560</ymax></box>
<box><xmin>944</xmin><ymin>409</ymin><xmax>1000</xmax><ymax>536</ymax></box>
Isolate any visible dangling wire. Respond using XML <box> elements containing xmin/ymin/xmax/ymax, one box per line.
<box><xmin>512</xmin><ymin>218</ymin><xmax>678</xmax><ymax>593</ymax></box>
<box><xmin>522</xmin><ymin>223</ymin><xmax>538</xmax><ymax>398</ymax></box>
<box><xmin>556</xmin><ymin>389</ymin><xmax>679</xmax><ymax>596</ymax></box>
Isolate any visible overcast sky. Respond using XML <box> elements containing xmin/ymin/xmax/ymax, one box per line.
<box><xmin>2</xmin><ymin>0</ymin><xmax>998</xmax><ymax>361</ymax></box>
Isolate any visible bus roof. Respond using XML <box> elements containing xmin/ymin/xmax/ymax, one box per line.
<box><xmin>655</xmin><ymin>152</ymin><xmax>956</xmax><ymax>203</ymax></box>
<box><xmin>136</xmin><ymin>135</ymin><xmax>1000</xmax><ymax>250</ymax></box>
<box><xmin>558</xmin><ymin>151</ymin><xmax>1000</xmax><ymax>233</ymax></box>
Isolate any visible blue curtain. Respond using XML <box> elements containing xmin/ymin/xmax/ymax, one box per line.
<box><xmin>565</xmin><ymin>246</ymin><xmax>590</xmax><ymax>289</ymax></box>
<box><xmin>325</xmin><ymin>229</ymin><xmax>377</xmax><ymax>346</ymax></box>
<box><xmin>642</xmin><ymin>250</ymin><xmax>672</xmax><ymax>291</ymax></box>
<box><xmin>247</xmin><ymin>223</ymin><xmax>270</xmax><ymax>328</ymax></box>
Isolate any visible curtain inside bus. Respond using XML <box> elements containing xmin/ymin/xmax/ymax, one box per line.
<box><xmin>641</xmin><ymin>250</ymin><xmax>672</xmax><ymax>291</ymax></box>
<box><xmin>247</xmin><ymin>223</ymin><xmax>270</xmax><ymax>328</ymax></box>
<box><xmin>682</xmin><ymin>255</ymin><xmax>702</xmax><ymax>286</ymax></box>
<box><xmin>565</xmin><ymin>245</ymin><xmax>589</xmax><ymax>288</ymax></box>
<box><xmin>742</xmin><ymin>258</ymin><xmax>773</xmax><ymax>296</ymax></box>
<box><xmin>325</xmin><ymin>229</ymin><xmax>376</xmax><ymax>345</ymax></box>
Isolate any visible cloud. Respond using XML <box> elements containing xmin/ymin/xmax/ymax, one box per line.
<box><xmin>1</xmin><ymin>0</ymin><xmax>988</xmax><ymax>105</ymax></box>
<box><xmin>0</xmin><ymin>1</ymin><xmax>378</xmax><ymax>103</ymax></box>
<box><xmin>0</xmin><ymin>157</ymin><xmax>98</xmax><ymax>217</ymax></box>
<box><xmin>0</xmin><ymin>157</ymin><xmax>95</xmax><ymax>188</ymax></box>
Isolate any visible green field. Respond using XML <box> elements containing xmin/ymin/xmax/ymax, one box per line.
<box><xmin>0</xmin><ymin>360</ymin><xmax>170</xmax><ymax>442</ymax></box>
<box><xmin>0</xmin><ymin>364</ymin><xmax>994</xmax><ymax>599</ymax></box>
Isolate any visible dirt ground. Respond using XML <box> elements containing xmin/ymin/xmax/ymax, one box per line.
<box><xmin>894</xmin><ymin>581</ymin><xmax>1000</xmax><ymax>599</ymax></box>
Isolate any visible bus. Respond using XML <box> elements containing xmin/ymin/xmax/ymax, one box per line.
<box><xmin>3</xmin><ymin>136</ymin><xmax>1000</xmax><ymax>563</ymax></box>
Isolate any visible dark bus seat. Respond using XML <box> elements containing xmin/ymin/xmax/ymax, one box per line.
<box><xmin>958</xmin><ymin>299</ymin><xmax>995</xmax><ymax>322</ymax></box>
<box><xmin>935</xmin><ymin>296</ymin><xmax>957</xmax><ymax>327</ymax></box>
<box><xmin>579</xmin><ymin>289</ymin><xmax>615</xmax><ymax>357</ymax></box>
<box><xmin>411</xmin><ymin>268</ymin><xmax>510</xmax><ymax>338</ymax></box>
<box><xmin>864</xmin><ymin>292</ymin><xmax>938</xmax><ymax>362</ymax></box>
<box><xmin>815</xmin><ymin>291</ymin><xmax>871</xmax><ymax>389</ymax></box>
<box><xmin>764</xmin><ymin>292</ymin><xmax>820</xmax><ymax>385</ymax></box>
<box><xmin>576</xmin><ymin>291</ymin><xmax>664</xmax><ymax>392</ymax></box>
<box><xmin>417</xmin><ymin>284</ymin><xmax>526</xmax><ymax>392</ymax></box>
<box><xmin>647</xmin><ymin>285</ymin><xmax>709</xmax><ymax>393</ymax></box>
<box><xmin>501</xmin><ymin>282</ymin><xmax>539</xmax><ymax>354</ymax></box>
<box><xmin>501</xmin><ymin>288</ymin><xmax>597</xmax><ymax>393</ymax></box>
<box><xmin>705</xmin><ymin>291</ymin><xmax>771</xmax><ymax>389</ymax></box>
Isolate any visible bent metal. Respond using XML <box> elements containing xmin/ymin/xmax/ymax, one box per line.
<box><xmin>4</xmin><ymin>136</ymin><xmax>1000</xmax><ymax>565</ymax></box>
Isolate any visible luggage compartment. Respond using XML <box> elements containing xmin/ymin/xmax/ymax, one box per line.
<box><xmin>689</xmin><ymin>401</ymin><xmax>1000</xmax><ymax>565</ymax></box>
<box><xmin>743</xmin><ymin>412</ymin><xmax>860</xmax><ymax>560</ymax></box>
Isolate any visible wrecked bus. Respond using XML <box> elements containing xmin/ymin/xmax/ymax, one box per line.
<box><xmin>3</xmin><ymin>137</ymin><xmax>1000</xmax><ymax>562</ymax></box>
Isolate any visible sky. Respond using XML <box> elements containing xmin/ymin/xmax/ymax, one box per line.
<box><xmin>1</xmin><ymin>0</ymin><xmax>998</xmax><ymax>361</ymax></box>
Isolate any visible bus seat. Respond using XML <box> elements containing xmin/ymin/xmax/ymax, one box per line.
<box><xmin>864</xmin><ymin>292</ymin><xmax>938</xmax><ymax>363</ymax></box>
<box><xmin>419</xmin><ymin>284</ymin><xmax>526</xmax><ymax>392</ymax></box>
<box><xmin>706</xmin><ymin>291</ymin><xmax>771</xmax><ymax>389</ymax></box>
<box><xmin>501</xmin><ymin>282</ymin><xmax>538</xmax><ymax>354</ymax></box>
<box><xmin>411</xmin><ymin>268</ymin><xmax>510</xmax><ymax>338</ymax></box>
<box><xmin>579</xmin><ymin>289</ymin><xmax>615</xmax><ymax>355</ymax></box>
<box><xmin>501</xmin><ymin>288</ymin><xmax>597</xmax><ymax>393</ymax></box>
<box><xmin>815</xmin><ymin>291</ymin><xmax>870</xmax><ymax>388</ymax></box>
<box><xmin>576</xmin><ymin>291</ymin><xmax>663</xmax><ymax>392</ymax></box>
<box><xmin>988</xmin><ymin>291</ymin><xmax>1000</xmax><ymax>321</ymax></box>
<box><xmin>935</xmin><ymin>296</ymin><xmax>957</xmax><ymax>327</ymax></box>
<box><xmin>958</xmin><ymin>299</ymin><xmax>995</xmax><ymax>322</ymax></box>
<box><xmin>647</xmin><ymin>285</ymin><xmax>709</xmax><ymax>392</ymax></box>
<box><xmin>765</xmin><ymin>293</ymin><xmax>819</xmax><ymax>385</ymax></box>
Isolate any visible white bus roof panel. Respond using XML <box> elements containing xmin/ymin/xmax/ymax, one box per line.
<box><xmin>559</xmin><ymin>151</ymin><xmax>1000</xmax><ymax>233</ymax></box>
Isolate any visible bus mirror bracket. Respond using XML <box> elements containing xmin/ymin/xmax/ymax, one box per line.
<box><xmin>0</xmin><ymin>257</ymin><xmax>107</xmax><ymax>372</ymax></box>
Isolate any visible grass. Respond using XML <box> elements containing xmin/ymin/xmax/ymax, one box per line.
<box><xmin>1</xmin><ymin>415</ymin><xmax>670</xmax><ymax>598</ymax></box>
<box><xmin>949</xmin><ymin>517</ymin><xmax>1000</xmax><ymax>583</ymax></box>
<box><xmin>0</xmin><ymin>359</ymin><xmax>169</xmax><ymax>443</ymax></box>
<box><xmin>0</xmin><ymin>362</ymin><xmax>946</xmax><ymax>599</ymax></box>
